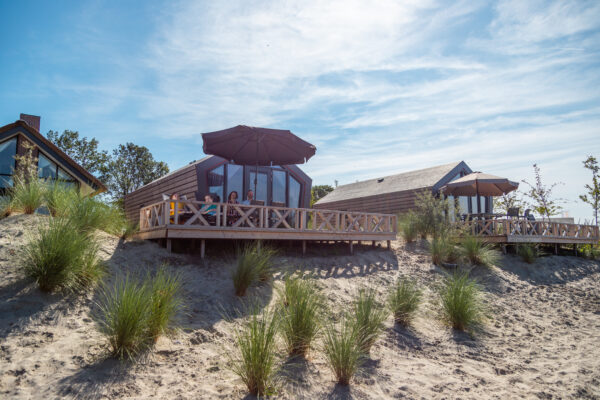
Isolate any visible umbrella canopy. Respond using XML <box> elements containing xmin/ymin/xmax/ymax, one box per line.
<box><xmin>202</xmin><ymin>125</ymin><xmax>316</xmax><ymax>166</ymax></box>
<box><xmin>441</xmin><ymin>172</ymin><xmax>519</xmax><ymax>214</ymax></box>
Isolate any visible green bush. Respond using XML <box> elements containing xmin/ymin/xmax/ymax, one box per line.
<box><xmin>11</xmin><ymin>178</ymin><xmax>45</xmax><ymax>214</ymax></box>
<box><xmin>147</xmin><ymin>267</ymin><xmax>184</xmax><ymax>342</ymax></box>
<box><xmin>398</xmin><ymin>212</ymin><xmax>419</xmax><ymax>243</ymax></box>
<box><xmin>429</xmin><ymin>236</ymin><xmax>459</xmax><ymax>265</ymax></box>
<box><xmin>323</xmin><ymin>315</ymin><xmax>363</xmax><ymax>386</ymax></box>
<box><xmin>439</xmin><ymin>271</ymin><xmax>485</xmax><ymax>332</ymax></box>
<box><xmin>232</xmin><ymin>244</ymin><xmax>276</xmax><ymax>296</ymax></box>
<box><xmin>231</xmin><ymin>308</ymin><xmax>279</xmax><ymax>396</ymax></box>
<box><xmin>579</xmin><ymin>244</ymin><xmax>600</xmax><ymax>260</ymax></box>
<box><xmin>278</xmin><ymin>276</ymin><xmax>323</xmax><ymax>356</ymax></box>
<box><xmin>518</xmin><ymin>244</ymin><xmax>537</xmax><ymax>264</ymax></box>
<box><xmin>67</xmin><ymin>194</ymin><xmax>130</xmax><ymax>236</ymax></box>
<box><xmin>413</xmin><ymin>191</ymin><xmax>455</xmax><ymax>239</ymax></box>
<box><xmin>21</xmin><ymin>217</ymin><xmax>104</xmax><ymax>292</ymax></box>
<box><xmin>44</xmin><ymin>182</ymin><xmax>77</xmax><ymax>217</ymax></box>
<box><xmin>388</xmin><ymin>277</ymin><xmax>422</xmax><ymax>326</ymax></box>
<box><xmin>460</xmin><ymin>235</ymin><xmax>500</xmax><ymax>267</ymax></box>
<box><xmin>352</xmin><ymin>289</ymin><xmax>388</xmax><ymax>353</ymax></box>
<box><xmin>98</xmin><ymin>275</ymin><xmax>152</xmax><ymax>359</ymax></box>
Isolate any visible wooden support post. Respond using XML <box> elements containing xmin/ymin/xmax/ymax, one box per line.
<box><xmin>502</xmin><ymin>244</ymin><xmax>507</xmax><ymax>255</ymax></box>
<box><xmin>201</xmin><ymin>239</ymin><xmax>205</xmax><ymax>259</ymax></box>
<box><xmin>257</xmin><ymin>240</ymin><xmax>261</xmax><ymax>254</ymax></box>
<box><xmin>574</xmin><ymin>244</ymin><xmax>577</xmax><ymax>256</ymax></box>
<box><xmin>372</xmin><ymin>240</ymin><xmax>376</xmax><ymax>247</ymax></box>
<box><xmin>358</xmin><ymin>240</ymin><xmax>362</xmax><ymax>246</ymax></box>
<box><xmin>302</xmin><ymin>240</ymin><xmax>306</xmax><ymax>256</ymax></box>
<box><xmin>349</xmin><ymin>241</ymin><xmax>354</xmax><ymax>255</ymax></box>
<box><xmin>386</xmin><ymin>240</ymin><xmax>391</xmax><ymax>250</ymax></box>
<box><xmin>166</xmin><ymin>239</ymin><xmax>172</xmax><ymax>253</ymax></box>
<box><xmin>554</xmin><ymin>243</ymin><xmax>558</xmax><ymax>255</ymax></box>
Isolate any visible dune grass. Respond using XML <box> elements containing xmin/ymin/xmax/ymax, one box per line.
<box><xmin>518</xmin><ymin>244</ymin><xmax>538</xmax><ymax>264</ymax></box>
<box><xmin>44</xmin><ymin>182</ymin><xmax>77</xmax><ymax>217</ymax></box>
<box><xmin>10</xmin><ymin>178</ymin><xmax>45</xmax><ymax>214</ymax></box>
<box><xmin>429</xmin><ymin>236</ymin><xmax>458</xmax><ymax>266</ymax></box>
<box><xmin>460</xmin><ymin>235</ymin><xmax>500</xmax><ymax>267</ymax></box>
<box><xmin>388</xmin><ymin>277</ymin><xmax>422</xmax><ymax>326</ymax></box>
<box><xmin>21</xmin><ymin>217</ymin><xmax>104</xmax><ymax>292</ymax></box>
<box><xmin>398</xmin><ymin>212</ymin><xmax>419</xmax><ymax>243</ymax></box>
<box><xmin>0</xmin><ymin>196</ymin><xmax>12</xmax><ymax>218</ymax></box>
<box><xmin>352</xmin><ymin>289</ymin><xmax>388</xmax><ymax>353</ymax></box>
<box><xmin>146</xmin><ymin>267</ymin><xmax>184</xmax><ymax>342</ymax></box>
<box><xmin>232</xmin><ymin>244</ymin><xmax>276</xmax><ymax>296</ymax></box>
<box><xmin>439</xmin><ymin>271</ymin><xmax>485</xmax><ymax>332</ymax></box>
<box><xmin>323</xmin><ymin>315</ymin><xmax>363</xmax><ymax>386</ymax></box>
<box><xmin>278</xmin><ymin>276</ymin><xmax>323</xmax><ymax>357</ymax></box>
<box><xmin>231</xmin><ymin>308</ymin><xmax>279</xmax><ymax>396</ymax></box>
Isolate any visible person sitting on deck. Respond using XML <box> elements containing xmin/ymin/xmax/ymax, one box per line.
<box><xmin>200</xmin><ymin>194</ymin><xmax>217</xmax><ymax>225</ymax></box>
<box><xmin>169</xmin><ymin>193</ymin><xmax>185</xmax><ymax>223</ymax></box>
<box><xmin>227</xmin><ymin>191</ymin><xmax>240</xmax><ymax>224</ymax></box>
<box><xmin>242</xmin><ymin>190</ymin><xmax>254</xmax><ymax>205</ymax></box>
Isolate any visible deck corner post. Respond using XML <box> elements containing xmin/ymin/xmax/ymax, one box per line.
<box><xmin>574</xmin><ymin>243</ymin><xmax>578</xmax><ymax>256</ymax></box>
<box><xmin>554</xmin><ymin>243</ymin><xmax>558</xmax><ymax>255</ymax></box>
<box><xmin>372</xmin><ymin>240</ymin><xmax>376</xmax><ymax>247</ymax></box>
<box><xmin>386</xmin><ymin>240</ymin><xmax>391</xmax><ymax>250</ymax></box>
<box><xmin>501</xmin><ymin>244</ymin><xmax>507</xmax><ymax>255</ymax></box>
<box><xmin>256</xmin><ymin>240</ymin><xmax>261</xmax><ymax>254</ymax></box>
<box><xmin>302</xmin><ymin>240</ymin><xmax>306</xmax><ymax>256</ymax></box>
<box><xmin>349</xmin><ymin>240</ymin><xmax>354</xmax><ymax>255</ymax></box>
<box><xmin>166</xmin><ymin>238</ymin><xmax>172</xmax><ymax>253</ymax></box>
<box><xmin>201</xmin><ymin>239</ymin><xmax>205</xmax><ymax>259</ymax></box>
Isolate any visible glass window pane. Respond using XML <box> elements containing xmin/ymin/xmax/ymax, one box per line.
<box><xmin>249</xmin><ymin>171</ymin><xmax>268</xmax><ymax>203</ymax></box>
<box><xmin>38</xmin><ymin>154</ymin><xmax>57</xmax><ymax>179</ymax></box>
<box><xmin>288</xmin><ymin>175</ymin><xmax>301</xmax><ymax>209</ymax></box>
<box><xmin>0</xmin><ymin>175</ymin><xmax>14</xmax><ymax>188</ymax></box>
<box><xmin>57</xmin><ymin>167</ymin><xmax>75</xmax><ymax>182</ymax></box>
<box><xmin>480</xmin><ymin>196</ymin><xmax>486</xmax><ymax>214</ymax></box>
<box><xmin>0</xmin><ymin>138</ymin><xmax>17</xmax><ymax>175</ymax></box>
<box><xmin>273</xmin><ymin>170</ymin><xmax>286</xmax><ymax>204</ymax></box>
<box><xmin>208</xmin><ymin>165</ymin><xmax>224</xmax><ymax>202</ymax></box>
<box><xmin>457</xmin><ymin>196</ymin><xmax>469</xmax><ymax>215</ymax></box>
<box><xmin>227</xmin><ymin>164</ymin><xmax>243</xmax><ymax>202</ymax></box>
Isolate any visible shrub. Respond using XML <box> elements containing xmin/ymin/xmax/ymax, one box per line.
<box><xmin>278</xmin><ymin>276</ymin><xmax>323</xmax><ymax>356</ymax></box>
<box><xmin>231</xmin><ymin>308</ymin><xmax>279</xmax><ymax>396</ymax></box>
<box><xmin>429</xmin><ymin>236</ymin><xmax>459</xmax><ymax>265</ymax></box>
<box><xmin>44</xmin><ymin>182</ymin><xmax>77</xmax><ymax>217</ymax></box>
<box><xmin>10</xmin><ymin>178</ymin><xmax>45</xmax><ymax>214</ymax></box>
<box><xmin>413</xmin><ymin>191</ymin><xmax>455</xmax><ymax>239</ymax></box>
<box><xmin>398</xmin><ymin>212</ymin><xmax>418</xmax><ymax>243</ymax></box>
<box><xmin>21</xmin><ymin>217</ymin><xmax>104</xmax><ymax>292</ymax></box>
<box><xmin>97</xmin><ymin>275</ymin><xmax>151</xmax><ymax>359</ymax></box>
<box><xmin>146</xmin><ymin>267</ymin><xmax>184</xmax><ymax>342</ymax></box>
<box><xmin>352</xmin><ymin>289</ymin><xmax>388</xmax><ymax>353</ymax></box>
<box><xmin>460</xmin><ymin>235</ymin><xmax>500</xmax><ymax>267</ymax></box>
<box><xmin>388</xmin><ymin>277</ymin><xmax>422</xmax><ymax>326</ymax></box>
<box><xmin>518</xmin><ymin>244</ymin><xmax>537</xmax><ymax>264</ymax></box>
<box><xmin>579</xmin><ymin>244</ymin><xmax>600</xmax><ymax>260</ymax></box>
<box><xmin>323</xmin><ymin>316</ymin><xmax>363</xmax><ymax>385</ymax></box>
<box><xmin>439</xmin><ymin>271</ymin><xmax>485</xmax><ymax>332</ymax></box>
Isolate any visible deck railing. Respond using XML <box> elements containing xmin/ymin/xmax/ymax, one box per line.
<box><xmin>139</xmin><ymin>200</ymin><xmax>397</xmax><ymax>235</ymax></box>
<box><xmin>462</xmin><ymin>219</ymin><xmax>599</xmax><ymax>241</ymax></box>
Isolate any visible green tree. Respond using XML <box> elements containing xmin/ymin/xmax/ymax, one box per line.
<box><xmin>104</xmin><ymin>143</ymin><xmax>169</xmax><ymax>200</ymax></box>
<box><xmin>310</xmin><ymin>184</ymin><xmax>334</xmax><ymax>206</ymax></box>
<box><xmin>580</xmin><ymin>155</ymin><xmax>599</xmax><ymax>225</ymax></box>
<box><xmin>522</xmin><ymin>164</ymin><xmax>563</xmax><ymax>221</ymax></box>
<box><xmin>46</xmin><ymin>130</ymin><xmax>109</xmax><ymax>176</ymax></box>
<box><xmin>493</xmin><ymin>191</ymin><xmax>525</xmax><ymax>215</ymax></box>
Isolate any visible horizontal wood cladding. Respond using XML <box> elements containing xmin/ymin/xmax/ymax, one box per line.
<box><xmin>123</xmin><ymin>165</ymin><xmax>198</xmax><ymax>222</ymax></box>
<box><xmin>314</xmin><ymin>188</ymin><xmax>431</xmax><ymax>215</ymax></box>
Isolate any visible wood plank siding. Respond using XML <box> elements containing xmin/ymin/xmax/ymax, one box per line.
<box><xmin>123</xmin><ymin>164</ymin><xmax>198</xmax><ymax>223</ymax></box>
<box><xmin>314</xmin><ymin>188</ymin><xmax>429</xmax><ymax>215</ymax></box>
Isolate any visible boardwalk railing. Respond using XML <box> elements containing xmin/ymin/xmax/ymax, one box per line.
<box><xmin>462</xmin><ymin>219</ymin><xmax>599</xmax><ymax>243</ymax></box>
<box><xmin>139</xmin><ymin>200</ymin><xmax>397</xmax><ymax>235</ymax></box>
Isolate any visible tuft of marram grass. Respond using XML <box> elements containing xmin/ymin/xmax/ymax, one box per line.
<box><xmin>352</xmin><ymin>289</ymin><xmax>388</xmax><ymax>354</ymax></box>
<box><xmin>231</xmin><ymin>308</ymin><xmax>279</xmax><ymax>396</ymax></box>
<box><xmin>518</xmin><ymin>244</ymin><xmax>537</xmax><ymax>264</ymax></box>
<box><xmin>429</xmin><ymin>236</ymin><xmax>458</xmax><ymax>266</ymax></box>
<box><xmin>146</xmin><ymin>267</ymin><xmax>184</xmax><ymax>341</ymax></box>
<box><xmin>10</xmin><ymin>178</ymin><xmax>45</xmax><ymax>214</ymax></box>
<box><xmin>232</xmin><ymin>244</ymin><xmax>276</xmax><ymax>296</ymax></box>
<box><xmin>278</xmin><ymin>276</ymin><xmax>323</xmax><ymax>356</ymax></box>
<box><xmin>388</xmin><ymin>277</ymin><xmax>422</xmax><ymax>326</ymax></box>
<box><xmin>439</xmin><ymin>271</ymin><xmax>485</xmax><ymax>332</ymax></box>
<box><xmin>21</xmin><ymin>217</ymin><xmax>104</xmax><ymax>292</ymax></box>
<box><xmin>0</xmin><ymin>196</ymin><xmax>13</xmax><ymax>218</ymax></box>
<box><xmin>460</xmin><ymin>235</ymin><xmax>500</xmax><ymax>267</ymax></box>
<box><xmin>323</xmin><ymin>315</ymin><xmax>363</xmax><ymax>386</ymax></box>
<box><xmin>398</xmin><ymin>212</ymin><xmax>419</xmax><ymax>243</ymax></box>
<box><xmin>44</xmin><ymin>182</ymin><xmax>77</xmax><ymax>217</ymax></box>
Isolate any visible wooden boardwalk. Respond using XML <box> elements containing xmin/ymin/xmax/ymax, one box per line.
<box><xmin>135</xmin><ymin>200</ymin><xmax>398</xmax><ymax>257</ymax></box>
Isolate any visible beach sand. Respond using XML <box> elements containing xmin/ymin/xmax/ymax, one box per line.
<box><xmin>1</xmin><ymin>214</ymin><xmax>599</xmax><ymax>399</ymax></box>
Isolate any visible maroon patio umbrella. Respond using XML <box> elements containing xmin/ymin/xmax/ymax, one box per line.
<box><xmin>201</xmin><ymin>125</ymin><xmax>316</xmax><ymax>194</ymax></box>
<box><xmin>440</xmin><ymin>172</ymin><xmax>519</xmax><ymax>214</ymax></box>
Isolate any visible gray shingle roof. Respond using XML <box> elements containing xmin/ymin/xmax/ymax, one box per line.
<box><xmin>315</xmin><ymin>161</ymin><xmax>465</xmax><ymax>205</ymax></box>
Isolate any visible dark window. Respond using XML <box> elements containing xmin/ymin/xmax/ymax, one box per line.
<box><xmin>288</xmin><ymin>175</ymin><xmax>301</xmax><ymax>209</ymax></box>
<box><xmin>208</xmin><ymin>164</ymin><xmax>224</xmax><ymax>202</ymax></box>
<box><xmin>38</xmin><ymin>154</ymin><xmax>58</xmax><ymax>179</ymax></box>
<box><xmin>227</xmin><ymin>164</ymin><xmax>243</xmax><ymax>201</ymax></box>
<box><xmin>0</xmin><ymin>138</ymin><xmax>17</xmax><ymax>189</ymax></box>
<box><xmin>273</xmin><ymin>170</ymin><xmax>286</xmax><ymax>204</ymax></box>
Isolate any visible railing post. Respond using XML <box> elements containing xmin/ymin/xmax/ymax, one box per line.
<box><xmin>163</xmin><ymin>201</ymin><xmax>169</xmax><ymax>226</ymax></box>
<box><xmin>174</xmin><ymin>200</ymin><xmax>179</xmax><ymax>225</ymax></box>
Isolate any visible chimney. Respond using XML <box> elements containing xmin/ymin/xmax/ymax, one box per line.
<box><xmin>19</xmin><ymin>113</ymin><xmax>41</xmax><ymax>132</ymax></box>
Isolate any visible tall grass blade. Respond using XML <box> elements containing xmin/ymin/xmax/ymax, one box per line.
<box><xmin>146</xmin><ymin>267</ymin><xmax>184</xmax><ymax>341</ymax></box>
<box><xmin>352</xmin><ymin>289</ymin><xmax>388</xmax><ymax>353</ymax></box>
<box><xmin>323</xmin><ymin>315</ymin><xmax>363</xmax><ymax>385</ymax></box>
<box><xmin>439</xmin><ymin>271</ymin><xmax>485</xmax><ymax>332</ymax></box>
<box><xmin>388</xmin><ymin>277</ymin><xmax>422</xmax><ymax>326</ymax></box>
<box><xmin>460</xmin><ymin>235</ymin><xmax>500</xmax><ymax>267</ymax></box>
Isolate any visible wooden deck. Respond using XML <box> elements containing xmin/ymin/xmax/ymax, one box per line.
<box><xmin>134</xmin><ymin>200</ymin><xmax>398</xmax><ymax>257</ymax></box>
<box><xmin>463</xmin><ymin>219</ymin><xmax>599</xmax><ymax>245</ymax></box>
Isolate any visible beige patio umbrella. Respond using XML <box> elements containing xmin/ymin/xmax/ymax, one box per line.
<box><xmin>440</xmin><ymin>172</ymin><xmax>519</xmax><ymax>214</ymax></box>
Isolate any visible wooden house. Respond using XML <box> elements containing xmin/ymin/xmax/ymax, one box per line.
<box><xmin>0</xmin><ymin>115</ymin><xmax>106</xmax><ymax>196</ymax></box>
<box><xmin>123</xmin><ymin>155</ymin><xmax>312</xmax><ymax>223</ymax></box>
<box><xmin>314</xmin><ymin>161</ymin><xmax>494</xmax><ymax>215</ymax></box>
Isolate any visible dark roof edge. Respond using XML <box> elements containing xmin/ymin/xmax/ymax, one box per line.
<box><xmin>431</xmin><ymin>161</ymin><xmax>472</xmax><ymax>192</ymax></box>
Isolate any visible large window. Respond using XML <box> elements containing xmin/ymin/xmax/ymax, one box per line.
<box><xmin>272</xmin><ymin>170</ymin><xmax>286</xmax><ymax>204</ymax></box>
<box><xmin>208</xmin><ymin>164</ymin><xmax>224</xmax><ymax>202</ymax></box>
<box><xmin>38</xmin><ymin>154</ymin><xmax>58</xmax><ymax>179</ymax></box>
<box><xmin>0</xmin><ymin>138</ymin><xmax>17</xmax><ymax>189</ymax></box>
<box><xmin>288</xmin><ymin>175</ymin><xmax>301</xmax><ymax>209</ymax></box>
<box><xmin>227</xmin><ymin>164</ymin><xmax>243</xmax><ymax>201</ymax></box>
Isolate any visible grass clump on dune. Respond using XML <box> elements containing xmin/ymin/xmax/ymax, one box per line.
<box><xmin>10</xmin><ymin>178</ymin><xmax>45</xmax><ymax>214</ymax></box>
<box><xmin>352</xmin><ymin>289</ymin><xmax>388</xmax><ymax>354</ymax></box>
<box><xmin>146</xmin><ymin>267</ymin><xmax>184</xmax><ymax>342</ymax></box>
<box><xmin>232</xmin><ymin>244</ymin><xmax>276</xmax><ymax>296</ymax></box>
<box><xmin>44</xmin><ymin>182</ymin><xmax>77</xmax><ymax>217</ymax></box>
<box><xmin>398</xmin><ymin>212</ymin><xmax>419</xmax><ymax>243</ymax></box>
<box><xmin>0</xmin><ymin>196</ymin><xmax>12</xmax><ymax>218</ymax></box>
<box><xmin>429</xmin><ymin>236</ymin><xmax>458</xmax><ymax>266</ymax></box>
<box><xmin>231</xmin><ymin>308</ymin><xmax>279</xmax><ymax>397</ymax></box>
<box><xmin>323</xmin><ymin>315</ymin><xmax>363</xmax><ymax>386</ymax></box>
<box><xmin>439</xmin><ymin>271</ymin><xmax>485</xmax><ymax>332</ymax></box>
<box><xmin>518</xmin><ymin>244</ymin><xmax>537</xmax><ymax>264</ymax></box>
<box><xmin>388</xmin><ymin>277</ymin><xmax>422</xmax><ymax>326</ymax></box>
<box><xmin>278</xmin><ymin>275</ymin><xmax>323</xmax><ymax>357</ymax></box>
<box><xmin>21</xmin><ymin>217</ymin><xmax>104</xmax><ymax>292</ymax></box>
<box><xmin>460</xmin><ymin>235</ymin><xmax>500</xmax><ymax>267</ymax></box>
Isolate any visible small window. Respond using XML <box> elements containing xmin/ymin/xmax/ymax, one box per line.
<box><xmin>38</xmin><ymin>154</ymin><xmax>58</xmax><ymax>180</ymax></box>
<box><xmin>0</xmin><ymin>138</ymin><xmax>17</xmax><ymax>176</ymax></box>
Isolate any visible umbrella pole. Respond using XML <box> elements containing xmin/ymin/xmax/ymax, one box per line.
<box><xmin>476</xmin><ymin>179</ymin><xmax>481</xmax><ymax>214</ymax></box>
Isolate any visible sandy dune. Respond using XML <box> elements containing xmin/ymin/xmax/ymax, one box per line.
<box><xmin>1</xmin><ymin>214</ymin><xmax>599</xmax><ymax>399</ymax></box>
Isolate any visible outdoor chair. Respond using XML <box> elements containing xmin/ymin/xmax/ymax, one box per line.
<box><xmin>507</xmin><ymin>207</ymin><xmax>520</xmax><ymax>219</ymax></box>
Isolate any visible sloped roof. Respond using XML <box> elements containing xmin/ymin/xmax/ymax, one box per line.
<box><xmin>315</xmin><ymin>161</ymin><xmax>468</xmax><ymax>205</ymax></box>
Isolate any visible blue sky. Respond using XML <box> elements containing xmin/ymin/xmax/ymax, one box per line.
<box><xmin>1</xmin><ymin>0</ymin><xmax>599</xmax><ymax>221</ymax></box>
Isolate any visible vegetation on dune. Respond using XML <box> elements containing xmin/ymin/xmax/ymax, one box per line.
<box><xmin>518</xmin><ymin>244</ymin><xmax>538</xmax><ymax>264</ymax></box>
<box><xmin>429</xmin><ymin>236</ymin><xmax>459</xmax><ymax>266</ymax></box>
<box><xmin>398</xmin><ymin>211</ymin><xmax>419</xmax><ymax>243</ymax></box>
<box><xmin>459</xmin><ymin>235</ymin><xmax>500</xmax><ymax>267</ymax></box>
<box><xmin>10</xmin><ymin>177</ymin><xmax>45</xmax><ymax>214</ymax></box>
<box><xmin>231</xmin><ymin>308</ymin><xmax>279</xmax><ymax>397</ymax></box>
<box><xmin>388</xmin><ymin>277</ymin><xmax>422</xmax><ymax>326</ymax></box>
<box><xmin>146</xmin><ymin>267</ymin><xmax>185</xmax><ymax>341</ymax></box>
<box><xmin>277</xmin><ymin>275</ymin><xmax>323</xmax><ymax>356</ymax></box>
<box><xmin>579</xmin><ymin>243</ymin><xmax>600</xmax><ymax>260</ymax></box>
<box><xmin>351</xmin><ymin>289</ymin><xmax>388</xmax><ymax>354</ymax></box>
<box><xmin>0</xmin><ymin>196</ymin><xmax>12</xmax><ymax>218</ymax></box>
<box><xmin>323</xmin><ymin>315</ymin><xmax>363</xmax><ymax>386</ymax></box>
<box><xmin>44</xmin><ymin>182</ymin><xmax>78</xmax><ymax>217</ymax></box>
<box><xmin>21</xmin><ymin>217</ymin><xmax>104</xmax><ymax>292</ymax></box>
<box><xmin>438</xmin><ymin>271</ymin><xmax>485</xmax><ymax>332</ymax></box>
<box><xmin>232</xmin><ymin>244</ymin><xmax>276</xmax><ymax>296</ymax></box>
